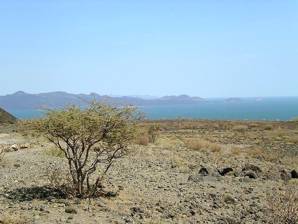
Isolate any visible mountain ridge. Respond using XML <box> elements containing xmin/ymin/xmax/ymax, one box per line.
<box><xmin>0</xmin><ymin>91</ymin><xmax>205</xmax><ymax>110</ymax></box>
<box><xmin>0</xmin><ymin>107</ymin><xmax>17</xmax><ymax>124</ymax></box>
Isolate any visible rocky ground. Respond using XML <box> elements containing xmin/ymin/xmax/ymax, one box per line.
<box><xmin>0</xmin><ymin>121</ymin><xmax>297</xmax><ymax>224</ymax></box>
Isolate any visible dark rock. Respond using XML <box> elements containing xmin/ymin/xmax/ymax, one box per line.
<box><xmin>14</xmin><ymin>163</ymin><xmax>21</xmax><ymax>168</ymax></box>
<box><xmin>198</xmin><ymin>167</ymin><xmax>209</xmax><ymax>176</ymax></box>
<box><xmin>130</xmin><ymin>207</ymin><xmax>144</xmax><ymax>219</ymax></box>
<box><xmin>242</xmin><ymin>164</ymin><xmax>262</xmax><ymax>174</ymax></box>
<box><xmin>244</xmin><ymin>171</ymin><xmax>258</xmax><ymax>179</ymax></box>
<box><xmin>291</xmin><ymin>170</ymin><xmax>298</xmax><ymax>179</ymax></box>
<box><xmin>241</xmin><ymin>164</ymin><xmax>262</xmax><ymax>179</ymax></box>
<box><xmin>218</xmin><ymin>167</ymin><xmax>233</xmax><ymax>176</ymax></box>
<box><xmin>65</xmin><ymin>207</ymin><xmax>77</xmax><ymax>214</ymax></box>
<box><xmin>106</xmin><ymin>191</ymin><xmax>117</xmax><ymax>197</ymax></box>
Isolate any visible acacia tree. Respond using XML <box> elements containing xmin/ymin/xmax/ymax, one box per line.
<box><xmin>25</xmin><ymin>103</ymin><xmax>137</xmax><ymax>197</ymax></box>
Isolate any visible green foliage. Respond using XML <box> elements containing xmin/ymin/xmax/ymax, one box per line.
<box><xmin>23</xmin><ymin>102</ymin><xmax>138</xmax><ymax>197</ymax></box>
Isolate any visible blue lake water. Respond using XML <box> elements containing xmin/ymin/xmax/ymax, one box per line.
<box><xmin>8</xmin><ymin>98</ymin><xmax>298</xmax><ymax>121</ymax></box>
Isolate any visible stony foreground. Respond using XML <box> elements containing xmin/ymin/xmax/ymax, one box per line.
<box><xmin>0</xmin><ymin>120</ymin><xmax>297</xmax><ymax>224</ymax></box>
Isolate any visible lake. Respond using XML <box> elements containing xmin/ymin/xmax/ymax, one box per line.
<box><xmin>8</xmin><ymin>98</ymin><xmax>298</xmax><ymax>121</ymax></box>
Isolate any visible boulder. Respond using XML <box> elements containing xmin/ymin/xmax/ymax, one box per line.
<box><xmin>241</xmin><ymin>164</ymin><xmax>262</xmax><ymax>179</ymax></box>
<box><xmin>291</xmin><ymin>170</ymin><xmax>298</xmax><ymax>179</ymax></box>
<box><xmin>218</xmin><ymin>167</ymin><xmax>233</xmax><ymax>176</ymax></box>
<box><xmin>244</xmin><ymin>171</ymin><xmax>258</xmax><ymax>179</ymax></box>
<box><xmin>10</xmin><ymin>144</ymin><xmax>19</xmax><ymax>151</ymax></box>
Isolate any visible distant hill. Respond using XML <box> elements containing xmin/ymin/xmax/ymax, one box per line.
<box><xmin>0</xmin><ymin>107</ymin><xmax>17</xmax><ymax>124</ymax></box>
<box><xmin>0</xmin><ymin>91</ymin><xmax>205</xmax><ymax>110</ymax></box>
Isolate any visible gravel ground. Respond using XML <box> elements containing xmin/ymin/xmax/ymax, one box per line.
<box><xmin>0</xmin><ymin>124</ymin><xmax>297</xmax><ymax>224</ymax></box>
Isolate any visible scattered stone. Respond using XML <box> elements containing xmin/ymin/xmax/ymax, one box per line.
<box><xmin>20</xmin><ymin>144</ymin><xmax>30</xmax><ymax>149</ymax></box>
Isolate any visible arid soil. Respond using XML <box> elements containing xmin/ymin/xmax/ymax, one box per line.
<box><xmin>0</xmin><ymin>120</ymin><xmax>297</xmax><ymax>224</ymax></box>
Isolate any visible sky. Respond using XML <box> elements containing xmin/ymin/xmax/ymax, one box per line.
<box><xmin>0</xmin><ymin>0</ymin><xmax>297</xmax><ymax>98</ymax></box>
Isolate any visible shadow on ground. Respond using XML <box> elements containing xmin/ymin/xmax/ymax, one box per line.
<box><xmin>4</xmin><ymin>186</ymin><xmax>67</xmax><ymax>202</ymax></box>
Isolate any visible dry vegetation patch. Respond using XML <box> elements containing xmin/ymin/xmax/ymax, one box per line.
<box><xmin>183</xmin><ymin>138</ymin><xmax>222</xmax><ymax>153</ymax></box>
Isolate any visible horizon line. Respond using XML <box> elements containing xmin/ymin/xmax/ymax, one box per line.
<box><xmin>1</xmin><ymin>90</ymin><xmax>298</xmax><ymax>99</ymax></box>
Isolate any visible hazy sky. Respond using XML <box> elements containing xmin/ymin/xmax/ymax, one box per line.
<box><xmin>0</xmin><ymin>1</ymin><xmax>297</xmax><ymax>97</ymax></box>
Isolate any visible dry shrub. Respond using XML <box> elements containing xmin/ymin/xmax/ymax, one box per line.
<box><xmin>267</xmin><ymin>186</ymin><xmax>298</xmax><ymax>224</ymax></box>
<box><xmin>264</xmin><ymin>125</ymin><xmax>274</xmax><ymax>130</ymax></box>
<box><xmin>184</xmin><ymin>138</ymin><xmax>221</xmax><ymax>153</ymax></box>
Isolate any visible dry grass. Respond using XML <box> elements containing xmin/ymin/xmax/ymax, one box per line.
<box><xmin>267</xmin><ymin>185</ymin><xmax>298</xmax><ymax>224</ymax></box>
<box><xmin>134</xmin><ymin>125</ymin><xmax>160</xmax><ymax>146</ymax></box>
<box><xmin>0</xmin><ymin>213</ymin><xmax>30</xmax><ymax>224</ymax></box>
<box><xmin>170</xmin><ymin>153</ymin><xmax>190</xmax><ymax>172</ymax></box>
<box><xmin>245</xmin><ymin>147</ymin><xmax>264</xmax><ymax>159</ymax></box>
<box><xmin>287</xmin><ymin>136</ymin><xmax>298</xmax><ymax>144</ymax></box>
<box><xmin>230</xmin><ymin>146</ymin><xmax>242</xmax><ymax>156</ymax></box>
<box><xmin>134</xmin><ymin>134</ymin><xmax>150</xmax><ymax>146</ymax></box>
<box><xmin>184</xmin><ymin>138</ymin><xmax>222</xmax><ymax>153</ymax></box>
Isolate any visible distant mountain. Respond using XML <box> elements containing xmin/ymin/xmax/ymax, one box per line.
<box><xmin>161</xmin><ymin>95</ymin><xmax>204</xmax><ymax>102</ymax></box>
<box><xmin>0</xmin><ymin>107</ymin><xmax>17</xmax><ymax>124</ymax></box>
<box><xmin>0</xmin><ymin>91</ymin><xmax>205</xmax><ymax>110</ymax></box>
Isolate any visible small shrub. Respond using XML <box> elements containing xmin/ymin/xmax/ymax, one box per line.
<box><xmin>267</xmin><ymin>186</ymin><xmax>298</xmax><ymax>224</ymax></box>
<box><xmin>23</xmin><ymin>102</ymin><xmax>137</xmax><ymax>198</ymax></box>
